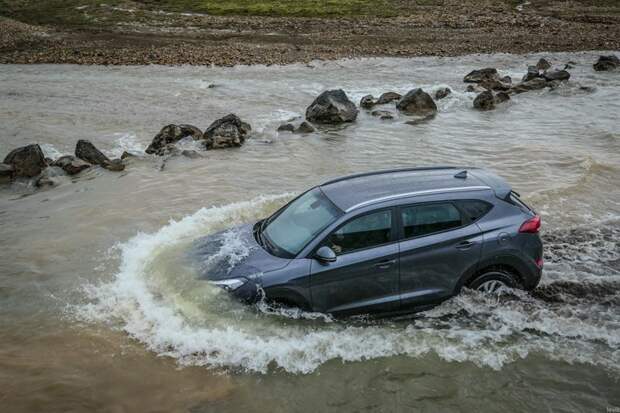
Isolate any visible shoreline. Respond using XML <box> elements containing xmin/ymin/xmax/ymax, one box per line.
<box><xmin>2</xmin><ymin>0</ymin><xmax>620</xmax><ymax>66</ymax></box>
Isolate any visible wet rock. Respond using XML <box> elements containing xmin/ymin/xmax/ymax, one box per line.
<box><xmin>405</xmin><ymin>114</ymin><xmax>436</xmax><ymax>125</ymax></box>
<box><xmin>473</xmin><ymin>90</ymin><xmax>495</xmax><ymax>111</ymax></box>
<box><xmin>203</xmin><ymin>114</ymin><xmax>252</xmax><ymax>149</ymax></box>
<box><xmin>564</xmin><ymin>61</ymin><xmax>576</xmax><ymax>70</ymax></box>
<box><xmin>181</xmin><ymin>149</ymin><xmax>202</xmax><ymax>159</ymax></box>
<box><xmin>466</xmin><ymin>84</ymin><xmax>485</xmax><ymax>93</ymax></box>
<box><xmin>434</xmin><ymin>87</ymin><xmax>451</xmax><ymax>100</ymax></box>
<box><xmin>0</xmin><ymin>163</ymin><xmax>13</xmax><ymax>183</ymax></box>
<box><xmin>360</xmin><ymin>94</ymin><xmax>376</xmax><ymax>109</ymax></box>
<box><xmin>480</xmin><ymin>79</ymin><xmax>511</xmax><ymax>91</ymax></box>
<box><xmin>495</xmin><ymin>91</ymin><xmax>511</xmax><ymax>103</ymax></box>
<box><xmin>396</xmin><ymin>88</ymin><xmax>437</xmax><ymax>116</ymax></box>
<box><xmin>593</xmin><ymin>55</ymin><xmax>619</xmax><ymax>71</ymax></box>
<box><xmin>35</xmin><ymin>166</ymin><xmax>66</xmax><ymax>188</ymax></box>
<box><xmin>120</xmin><ymin>151</ymin><xmax>139</xmax><ymax>159</ymax></box>
<box><xmin>295</xmin><ymin>121</ymin><xmax>315</xmax><ymax>134</ymax></box>
<box><xmin>306</xmin><ymin>89</ymin><xmax>358</xmax><ymax>124</ymax></box>
<box><xmin>371</xmin><ymin>110</ymin><xmax>394</xmax><ymax>120</ymax></box>
<box><xmin>463</xmin><ymin>68</ymin><xmax>499</xmax><ymax>83</ymax></box>
<box><xmin>277</xmin><ymin>123</ymin><xmax>295</xmax><ymax>132</ymax></box>
<box><xmin>376</xmin><ymin>91</ymin><xmax>402</xmax><ymax>104</ymax></box>
<box><xmin>145</xmin><ymin>124</ymin><xmax>203</xmax><ymax>155</ymax></box>
<box><xmin>510</xmin><ymin>77</ymin><xmax>548</xmax><ymax>94</ymax></box>
<box><xmin>536</xmin><ymin>58</ymin><xmax>551</xmax><ymax>71</ymax></box>
<box><xmin>543</xmin><ymin>70</ymin><xmax>570</xmax><ymax>82</ymax></box>
<box><xmin>3</xmin><ymin>144</ymin><xmax>47</xmax><ymax>178</ymax></box>
<box><xmin>522</xmin><ymin>65</ymin><xmax>541</xmax><ymax>82</ymax></box>
<box><xmin>52</xmin><ymin>155</ymin><xmax>90</xmax><ymax>175</ymax></box>
<box><xmin>75</xmin><ymin>140</ymin><xmax>125</xmax><ymax>171</ymax></box>
<box><xmin>500</xmin><ymin>75</ymin><xmax>512</xmax><ymax>84</ymax></box>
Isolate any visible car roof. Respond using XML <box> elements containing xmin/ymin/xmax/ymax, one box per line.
<box><xmin>319</xmin><ymin>166</ymin><xmax>511</xmax><ymax>212</ymax></box>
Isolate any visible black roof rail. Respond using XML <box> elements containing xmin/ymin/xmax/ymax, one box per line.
<box><xmin>321</xmin><ymin>166</ymin><xmax>473</xmax><ymax>187</ymax></box>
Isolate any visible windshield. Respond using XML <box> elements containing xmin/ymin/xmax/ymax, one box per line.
<box><xmin>262</xmin><ymin>188</ymin><xmax>342</xmax><ymax>257</ymax></box>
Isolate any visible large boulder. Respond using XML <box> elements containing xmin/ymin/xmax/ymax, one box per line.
<box><xmin>75</xmin><ymin>140</ymin><xmax>125</xmax><ymax>171</ymax></box>
<box><xmin>434</xmin><ymin>87</ymin><xmax>452</xmax><ymax>100</ymax></box>
<box><xmin>52</xmin><ymin>155</ymin><xmax>91</xmax><ymax>175</ymax></box>
<box><xmin>360</xmin><ymin>95</ymin><xmax>376</xmax><ymax>109</ymax></box>
<box><xmin>510</xmin><ymin>77</ymin><xmax>548</xmax><ymax>94</ymax></box>
<box><xmin>593</xmin><ymin>55</ymin><xmax>619</xmax><ymax>71</ymax></box>
<box><xmin>463</xmin><ymin>68</ymin><xmax>499</xmax><ymax>83</ymax></box>
<box><xmin>376</xmin><ymin>91</ymin><xmax>402</xmax><ymax>104</ymax></box>
<box><xmin>305</xmin><ymin>89</ymin><xmax>358</xmax><ymax>124</ymax></box>
<box><xmin>522</xmin><ymin>65</ymin><xmax>542</xmax><ymax>82</ymax></box>
<box><xmin>543</xmin><ymin>70</ymin><xmax>570</xmax><ymax>82</ymax></box>
<box><xmin>203</xmin><ymin>114</ymin><xmax>251</xmax><ymax>149</ymax></box>
<box><xmin>0</xmin><ymin>163</ymin><xmax>13</xmax><ymax>183</ymax></box>
<box><xmin>473</xmin><ymin>91</ymin><xmax>496</xmax><ymax>111</ymax></box>
<box><xmin>3</xmin><ymin>144</ymin><xmax>47</xmax><ymax>178</ymax></box>
<box><xmin>396</xmin><ymin>88</ymin><xmax>437</xmax><ymax>116</ymax></box>
<box><xmin>145</xmin><ymin>124</ymin><xmax>203</xmax><ymax>155</ymax></box>
<box><xmin>536</xmin><ymin>58</ymin><xmax>551</xmax><ymax>71</ymax></box>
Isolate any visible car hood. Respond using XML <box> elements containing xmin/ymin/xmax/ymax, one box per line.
<box><xmin>190</xmin><ymin>223</ymin><xmax>291</xmax><ymax>281</ymax></box>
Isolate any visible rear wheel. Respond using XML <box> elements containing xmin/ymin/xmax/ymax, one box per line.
<box><xmin>468</xmin><ymin>270</ymin><xmax>520</xmax><ymax>293</ymax></box>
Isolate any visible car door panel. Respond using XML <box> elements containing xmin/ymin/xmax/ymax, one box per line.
<box><xmin>310</xmin><ymin>242</ymin><xmax>400</xmax><ymax>315</ymax></box>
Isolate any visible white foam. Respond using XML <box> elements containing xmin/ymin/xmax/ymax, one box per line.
<box><xmin>75</xmin><ymin>196</ymin><xmax>620</xmax><ymax>375</ymax></box>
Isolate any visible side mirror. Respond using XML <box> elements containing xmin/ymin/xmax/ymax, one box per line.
<box><xmin>315</xmin><ymin>246</ymin><xmax>337</xmax><ymax>264</ymax></box>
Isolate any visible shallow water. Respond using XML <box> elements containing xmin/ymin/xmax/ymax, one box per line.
<box><xmin>1</xmin><ymin>51</ymin><xmax>619</xmax><ymax>412</ymax></box>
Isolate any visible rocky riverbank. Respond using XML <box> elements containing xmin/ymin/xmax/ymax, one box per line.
<box><xmin>1</xmin><ymin>0</ymin><xmax>620</xmax><ymax>66</ymax></box>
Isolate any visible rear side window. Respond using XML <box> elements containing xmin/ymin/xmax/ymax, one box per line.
<box><xmin>401</xmin><ymin>203</ymin><xmax>463</xmax><ymax>238</ymax></box>
<box><xmin>325</xmin><ymin>210</ymin><xmax>392</xmax><ymax>255</ymax></box>
<box><xmin>456</xmin><ymin>200</ymin><xmax>493</xmax><ymax>223</ymax></box>
<box><xmin>508</xmin><ymin>191</ymin><xmax>534</xmax><ymax>213</ymax></box>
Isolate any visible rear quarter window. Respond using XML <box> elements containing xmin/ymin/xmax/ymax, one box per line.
<box><xmin>456</xmin><ymin>200</ymin><xmax>493</xmax><ymax>223</ymax></box>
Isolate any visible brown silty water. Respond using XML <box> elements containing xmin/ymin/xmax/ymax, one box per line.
<box><xmin>0</xmin><ymin>51</ymin><xmax>619</xmax><ymax>412</ymax></box>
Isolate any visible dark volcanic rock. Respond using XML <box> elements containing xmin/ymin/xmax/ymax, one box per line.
<box><xmin>396</xmin><ymin>88</ymin><xmax>437</xmax><ymax>116</ymax></box>
<box><xmin>536</xmin><ymin>58</ymin><xmax>551</xmax><ymax>71</ymax></box>
<box><xmin>434</xmin><ymin>87</ymin><xmax>451</xmax><ymax>100</ymax></box>
<box><xmin>473</xmin><ymin>90</ymin><xmax>495</xmax><ymax>111</ymax></box>
<box><xmin>371</xmin><ymin>110</ymin><xmax>394</xmax><ymax>120</ymax></box>
<box><xmin>466</xmin><ymin>84</ymin><xmax>485</xmax><ymax>93</ymax></box>
<box><xmin>52</xmin><ymin>155</ymin><xmax>91</xmax><ymax>175</ymax></box>
<box><xmin>495</xmin><ymin>91</ymin><xmax>511</xmax><ymax>103</ymax></box>
<box><xmin>295</xmin><ymin>121</ymin><xmax>315</xmax><ymax>134</ymax></box>
<box><xmin>543</xmin><ymin>70</ymin><xmax>570</xmax><ymax>82</ymax></box>
<box><xmin>511</xmin><ymin>77</ymin><xmax>548</xmax><ymax>94</ymax></box>
<box><xmin>3</xmin><ymin>144</ymin><xmax>47</xmax><ymax>178</ymax></box>
<box><xmin>277</xmin><ymin>123</ymin><xmax>295</xmax><ymax>132</ymax></box>
<box><xmin>522</xmin><ymin>65</ymin><xmax>542</xmax><ymax>82</ymax></box>
<box><xmin>593</xmin><ymin>55</ymin><xmax>620</xmax><ymax>71</ymax></box>
<box><xmin>463</xmin><ymin>68</ymin><xmax>499</xmax><ymax>83</ymax></box>
<box><xmin>360</xmin><ymin>94</ymin><xmax>376</xmax><ymax>109</ymax></box>
<box><xmin>75</xmin><ymin>140</ymin><xmax>125</xmax><ymax>171</ymax></box>
<box><xmin>306</xmin><ymin>89</ymin><xmax>358</xmax><ymax>124</ymax></box>
<box><xmin>146</xmin><ymin>124</ymin><xmax>203</xmax><ymax>155</ymax></box>
<box><xmin>500</xmin><ymin>76</ymin><xmax>512</xmax><ymax>84</ymax></box>
<box><xmin>376</xmin><ymin>91</ymin><xmax>402</xmax><ymax>104</ymax></box>
<box><xmin>203</xmin><ymin>114</ymin><xmax>252</xmax><ymax>149</ymax></box>
<box><xmin>0</xmin><ymin>163</ymin><xmax>13</xmax><ymax>183</ymax></box>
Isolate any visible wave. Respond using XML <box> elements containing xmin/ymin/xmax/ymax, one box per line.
<box><xmin>74</xmin><ymin>195</ymin><xmax>620</xmax><ymax>375</ymax></box>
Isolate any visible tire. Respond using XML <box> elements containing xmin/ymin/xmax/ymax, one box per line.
<box><xmin>468</xmin><ymin>270</ymin><xmax>521</xmax><ymax>293</ymax></box>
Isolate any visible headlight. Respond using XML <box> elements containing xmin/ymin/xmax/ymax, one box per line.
<box><xmin>209</xmin><ymin>278</ymin><xmax>247</xmax><ymax>291</ymax></box>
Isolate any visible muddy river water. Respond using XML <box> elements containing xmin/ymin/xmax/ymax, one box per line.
<box><xmin>1</xmin><ymin>51</ymin><xmax>619</xmax><ymax>412</ymax></box>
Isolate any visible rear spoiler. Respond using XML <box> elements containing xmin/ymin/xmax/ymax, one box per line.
<box><xmin>468</xmin><ymin>169</ymin><xmax>512</xmax><ymax>200</ymax></box>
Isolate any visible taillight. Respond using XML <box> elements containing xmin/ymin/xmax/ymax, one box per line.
<box><xmin>519</xmin><ymin>215</ymin><xmax>541</xmax><ymax>233</ymax></box>
<box><xmin>535</xmin><ymin>257</ymin><xmax>543</xmax><ymax>268</ymax></box>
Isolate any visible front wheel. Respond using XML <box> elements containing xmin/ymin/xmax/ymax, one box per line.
<box><xmin>468</xmin><ymin>270</ymin><xmax>520</xmax><ymax>293</ymax></box>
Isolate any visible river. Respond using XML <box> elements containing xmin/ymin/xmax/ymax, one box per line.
<box><xmin>1</xmin><ymin>51</ymin><xmax>619</xmax><ymax>412</ymax></box>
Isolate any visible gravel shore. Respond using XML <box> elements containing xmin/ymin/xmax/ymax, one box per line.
<box><xmin>1</xmin><ymin>1</ymin><xmax>619</xmax><ymax>66</ymax></box>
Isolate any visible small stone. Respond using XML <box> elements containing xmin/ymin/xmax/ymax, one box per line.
<box><xmin>277</xmin><ymin>123</ymin><xmax>295</xmax><ymax>132</ymax></box>
<box><xmin>536</xmin><ymin>58</ymin><xmax>551</xmax><ymax>71</ymax></box>
<box><xmin>434</xmin><ymin>87</ymin><xmax>452</xmax><ymax>100</ymax></box>
<box><xmin>295</xmin><ymin>121</ymin><xmax>315</xmax><ymax>134</ymax></box>
<box><xmin>360</xmin><ymin>94</ymin><xmax>376</xmax><ymax>109</ymax></box>
<box><xmin>376</xmin><ymin>91</ymin><xmax>402</xmax><ymax>104</ymax></box>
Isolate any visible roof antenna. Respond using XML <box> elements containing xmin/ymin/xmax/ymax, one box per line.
<box><xmin>454</xmin><ymin>170</ymin><xmax>468</xmax><ymax>179</ymax></box>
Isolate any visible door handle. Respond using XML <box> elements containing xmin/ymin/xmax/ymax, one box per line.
<box><xmin>456</xmin><ymin>240</ymin><xmax>474</xmax><ymax>250</ymax></box>
<box><xmin>374</xmin><ymin>259</ymin><xmax>396</xmax><ymax>269</ymax></box>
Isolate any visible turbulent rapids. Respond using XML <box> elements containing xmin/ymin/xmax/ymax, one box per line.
<box><xmin>77</xmin><ymin>193</ymin><xmax>620</xmax><ymax>374</ymax></box>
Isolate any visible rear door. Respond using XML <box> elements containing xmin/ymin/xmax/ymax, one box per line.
<box><xmin>397</xmin><ymin>201</ymin><xmax>484</xmax><ymax>309</ymax></box>
<box><xmin>310</xmin><ymin>208</ymin><xmax>400</xmax><ymax>316</ymax></box>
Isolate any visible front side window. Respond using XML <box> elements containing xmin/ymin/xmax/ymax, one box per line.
<box><xmin>325</xmin><ymin>210</ymin><xmax>392</xmax><ymax>255</ymax></box>
<box><xmin>401</xmin><ymin>203</ymin><xmax>462</xmax><ymax>238</ymax></box>
<box><xmin>263</xmin><ymin>188</ymin><xmax>342</xmax><ymax>257</ymax></box>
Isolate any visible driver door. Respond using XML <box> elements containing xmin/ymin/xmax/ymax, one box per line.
<box><xmin>309</xmin><ymin>208</ymin><xmax>400</xmax><ymax>316</ymax></box>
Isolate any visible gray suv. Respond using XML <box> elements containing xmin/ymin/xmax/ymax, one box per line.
<box><xmin>195</xmin><ymin>167</ymin><xmax>543</xmax><ymax>317</ymax></box>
